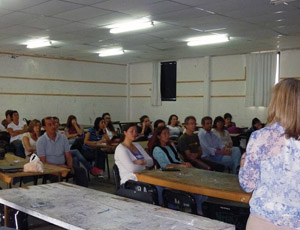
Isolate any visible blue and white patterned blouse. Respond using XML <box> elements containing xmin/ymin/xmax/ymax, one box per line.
<box><xmin>239</xmin><ymin>123</ymin><xmax>300</xmax><ymax>228</ymax></box>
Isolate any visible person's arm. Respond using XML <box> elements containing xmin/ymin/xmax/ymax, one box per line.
<box><xmin>239</xmin><ymin>132</ymin><xmax>261</xmax><ymax>193</ymax></box>
<box><xmin>22</xmin><ymin>135</ymin><xmax>36</xmax><ymax>153</ymax></box>
<box><xmin>7</xmin><ymin>124</ymin><xmax>28</xmax><ymax>137</ymax></box>
<box><xmin>84</xmin><ymin>132</ymin><xmax>105</xmax><ymax>148</ymax></box>
<box><xmin>72</xmin><ymin>122</ymin><xmax>83</xmax><ymax>136</ymax></box>
<box><xmin>64</xmin><ymin>151</ymin><xmax>74</xmax><ymax>173</ymax></box>
<box><xmin>65</xmin><ymin>130</ymin><xmax>78</xmax><ymax>139</ymax></box>
<box><xmin>136</xmin><ymin>144</ymin><xmax>153</xmax><ymax>167</ymax></box>
<box><xmin>115</xmin><ymin>145</ymin><xmax>147</xmax><ymax>172</ymax></box>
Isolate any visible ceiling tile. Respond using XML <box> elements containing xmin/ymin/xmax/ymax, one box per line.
<box><xmin>54</xmin><ymin>6</ymin><xmax>112</xmax><ymax>21</ymax></box>
<box><xmin>50</xmin><ymin>22</ymin><xmax>96</xmax><ymax>33</ymax></box>
<box><xmin>0</xmin><ymin>25</ymin><xmax>41</xmax><ymax>36</ymax></box>
<box><xmin>21</xmin><ymin>16</ymin><xmax>71</xmax><ymax>29</ymax></box>
<box><xmin>0</xmin><ymin>12</ymin><xmax>38</xmax><ymax>28</ymax></box>
<box><xmin>62</xmin><ymin>0</ymin><xmax>107</xmax><ymax>5</ymax></box>
<box><xmin>22</xmin><ymin>0</ymin><xmax>82</xmax><ymax>16</ymax></box>
<box><xmin>0</xmin><ymin>0</ymin><xmax>49</xmax><ymax>11</ymax></box>
<box><xmin>82</xmin><ymin>12</ymin><xmax>136</xmax><ymax>27</ymax></box>
<box><xmin>122</xmin><ymin>1</ymin><xmax>191</xmax><ymax>17</ymax></box>
<box><xmin>92</xmin><ymin>0</ymin><xmax>162</xmax><ymax>12</ymax></box>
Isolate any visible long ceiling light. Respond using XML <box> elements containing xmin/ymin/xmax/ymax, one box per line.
<box><xmin>98</xmin><ymin>48</ymin><xmax>125</xmax><ymax>57</ymax></box>
<box><xmin>26</xmin><ymin>39</ymin><xmax>52</xmax><ymax>49</ymax></box>
<box><xmin>187</xmin><ymin>34</ymin><xmax>230</xmax><ymax>46</ymax></box>
<box><xmin>109</xmin><ymin>18</ymin><xmax>154</xmax><ymax>34</ymax></box>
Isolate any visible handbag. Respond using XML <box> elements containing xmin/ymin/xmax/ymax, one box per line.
<box><xmin>23</xmin><ymin>154</ymin><xmax>44</xmax><ymax>173</ymax></box>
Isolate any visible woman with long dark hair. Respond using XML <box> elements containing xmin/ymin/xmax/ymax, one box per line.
<box><xmin>166</xmin><ymin>114</ymin><xmax>183</xmax><ymax>138</ymax></box>
<box><xmin>239</xmin><ymin>78</ymin><xmax>300</xmax><ymax>229</ymax></box>
<box><xmin>65</xmin><ymin>115</ymin><xmax>83</xmax><ymax>145</ymax></box>
<box><xmin>82</xmin><ymin>117</ymin><xmax>109</xmax><ymax>177</ymax></box>
<box><xmin>152</xmin><ymin>126</ymin><xmax>192</xmax><ymax>169</ymax></box>
<box><xmin>114</xmin><ymin>123</ymin><xmax>153</xmax><ymax>185</ymax></box>
<box><xmin>212</xmin><ymin>116</ymin><xmax>232</xmax><ymax>147</ymax></box>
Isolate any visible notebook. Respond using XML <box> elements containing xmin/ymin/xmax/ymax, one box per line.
<box><xmin>0</xmin><ymin>165</ymin><xmax>23</xmax><ymax>173</ymax></box>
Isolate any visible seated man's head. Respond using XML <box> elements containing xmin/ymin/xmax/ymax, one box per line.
<box><xmin>11</xmin><ymin>110</ymin><xmax>19</xmax><ymax>123</ymax></box>
<box><xmin>42</xmin><ymin>117</ymin><xmax>56</xmax><ymax>135</ymax></box>
<box><xmin>53</xmin><ymin>117</ymin><xmax>60</xmax><ymax>132</ymax></box>
<box><xmin>201</xmin><ymin>116</ymin><xmax>213</xmax><ymax>132</ymax></box>
<box><xmin>252</xmin><ymin>118</ymin><xmax>262</xmax><ymax>130</ymax></box>
<box><xmin>184</xmin><ymin>116</ymin><xmax>196</xmax><ymax>133</ymax></box>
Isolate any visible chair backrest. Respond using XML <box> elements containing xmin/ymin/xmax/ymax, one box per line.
<box><xmin>70</xmin><ymin>137</ymin><xmax>84</xmax><ymax>152</ymax></box>
<box><xmin>113</xmin><ymin>164</ymin><xmax>159</xmax><ymax>205</ymax></box>
<box><xmin>112</xmin><ymin>164</ymin><xmax>121</xmax><ymax>190</ymax></box>
<box><xmin>162</xmin><ymin>189</ymin><xmax>197</xmax><ymax>214</ymax></box>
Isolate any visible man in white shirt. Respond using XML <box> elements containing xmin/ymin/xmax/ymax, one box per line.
<box><xmin>7</xmin><ymin>111</ymin><xmax>27</xmax><ymax>158</ymax></box>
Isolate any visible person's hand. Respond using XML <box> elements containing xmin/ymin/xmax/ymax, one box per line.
<box><xmin>224</xmin><ymin>148</ymin><xmax>232</xmax><ymax>155</ymax></box>
<box><xmin>184</xmin><ymin>162</ymin><xmax>193</xmax><ymax>168</ymax></box>
<box><xmin>240</xmin><ymin>153</ymin><xmax>246</xmax><ymax>168</ymax></box>
<box><xmin>133</xmin><ymin>159</ymin><xmax>147</xmax><ymax>165</ymax></box>
<box><xmin>71</xmin><ymin>119</ymin><xmax>76</xmax><ymax>125</ymax></box>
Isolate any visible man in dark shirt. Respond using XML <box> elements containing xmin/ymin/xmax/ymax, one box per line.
<box><xmin>178</xmin><ymin>116</ymin><xmax>224</xmax><ymax>172</ymax></box>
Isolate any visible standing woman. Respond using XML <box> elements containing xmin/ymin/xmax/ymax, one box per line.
<box><xmin>167</xmin><ymin>114</ymin><xmax>183</xmax><ymax>139</ymax></box>
<box><xmin>83</xmin><ymin>117</ymin><xmax>109</xmax><ymax>175</ymax></box>
<box><xmin>65</xmin><ymin>115</ymin><xmax>83</xmax><ymax>145</ymax></box>
<box><xmin>114</xmin><ymin>124</ymin><xmax>153</xmax><ymax>185</ymax></box>
<box><xmin>22</xmin><ymin>119</ymin><xmax>41</xmax><ymax>158</ymax></box>
<box><xmin>239</xmin><ymin>78</ymin><xmax>300</xmax><ymax>229</ymax></box>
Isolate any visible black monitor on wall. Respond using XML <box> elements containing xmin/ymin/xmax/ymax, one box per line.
<box><xmin>160</xmin><ymin>61</ymin><xmax>177</xmax><ymax>101</ymax></box>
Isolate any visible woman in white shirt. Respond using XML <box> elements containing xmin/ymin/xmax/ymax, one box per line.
<box><xmin>166</xmin><ymin>114</ymin><xmax>183</xmax><ymax>139</ymax></box>
<box><xmin>22</xmin><ymin>119</ymin><xmax>41</xmax><ymax>157</ymax></box>
<box><xmin>212</xmin><ymin>116</ymin><xmax>233</xmax><ymax>147</ymax></box>
<box><xmin>114</xmin><ymin>123</ymin><xmax>153</xmax><ymax>185</ymax></box>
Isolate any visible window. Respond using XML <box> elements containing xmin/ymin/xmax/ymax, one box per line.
<box><xmin>160</xmin><ymin>61</ymin><xmax>177</xmax><ymax>101</ymax></box>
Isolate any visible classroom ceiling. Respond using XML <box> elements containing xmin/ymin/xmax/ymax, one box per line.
<box><xmin>0</xmin><ymin>0</ymin><xmax>300</xmax><ymax>64</ymax></box>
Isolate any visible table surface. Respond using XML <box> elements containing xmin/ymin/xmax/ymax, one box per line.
<box><xmin>0</xmin><ymin>154</ymin><xmax>70</xmax><ymax>185</ymax></box>
<box><xmin>0</xmin><ymin>182</ymin><xmax>235</xmax><ymax>230</ymax></box>
<box><xmin>136</xmin><ymin>168</ymin><xmax>251</xmax><ymax>203</ymax></box>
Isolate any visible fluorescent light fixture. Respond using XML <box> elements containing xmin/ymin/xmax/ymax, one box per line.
<box><xmin>187</xmin><ymin>34</ymin><xmax>229</xmax><ymax>46</ymax></box>
<box><xmin>270</xmin><ymin>0</ymin><xmax>295</xmax><ymax>5</ymax></box>
<box><xmin>98</xmin><ymin>48</ymin><xmax>124</xmax><ymax>57</ymax></box>
<box><xmin>26</xmin><ymin>39</ymin><xmax>52</xmax><ymax>49</ymax></box>
<box><xmin>109</xmin><ymin>18</ymin><xmax>154</xmax><ymax>34</ymax></box>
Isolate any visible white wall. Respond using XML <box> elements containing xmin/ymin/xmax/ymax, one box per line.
<box><xmin>129</xmin><ymin>54</ymin><xmax>269</xmax><ymax>127</ymax></box>
<box><xmin>0</xmin><ymin>54</ymin><xmax>127</xmax><ymax>124</ymax></box>
<box><xmin>280</xmin><ymin>50</ymin><xmax>300</xmax><ymax>78</ymax></box>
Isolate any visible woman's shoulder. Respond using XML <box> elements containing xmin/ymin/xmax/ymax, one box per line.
<box><xmin>22</xmin><ymin>132</ymin><xmax>30</xmax><ymax>138</ymax></box>
<box><xmin>251</xmin><ymin>123</ymin><xmax>283</xmax><ymax>139</ymax></box>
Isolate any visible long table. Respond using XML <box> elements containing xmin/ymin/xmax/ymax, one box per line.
<box><xmin>136</xmin><ymin>168</ymin><xmax>251</xmax><ymax>203</ymax></box>
<box><xmin>0</xmin><ymin>153</ymin><xmax>70</xmax><ymax>188</ymax></box>
<box><xmin>0</xmin><ymin>182</ymin><xmax>235</xmax><ymax>230</ymax></box>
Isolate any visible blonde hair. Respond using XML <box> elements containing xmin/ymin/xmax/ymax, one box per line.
<box><xmin>267</xmin><ymin>78</ymin><xmax>300</xmax><ymax>139</ymax></box>
<box><xmin>28</xmin><ymin>119</ymin><xmax>41</xmax><ymax>133</ymax></box>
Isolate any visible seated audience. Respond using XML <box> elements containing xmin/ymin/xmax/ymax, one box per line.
<box><xmin>136</xmin><ymin>115</ymin><xmax>153</xmax><ymax>141</ymax></box>
<box><xmin>212</xmin><ymin>116</ymin><xmax>233</xmax><ymax>147</ymax></box>
<box><xmin>7</xmin><ymin>110</ymin><xmax>27</xmax><ymax>158</ymax></box>
<box><xmin>2</xmin><ymin>110</ymin><xmax>12</xmax><ymax>129</ymax></box>
<box><xmin>83</xmin><ymin>117</ymin><xmax>109</xmax><ymax>175</ymax></box>
<box><xmin>37</xmin><ymin>117</ymin><xmax>87</xmax><ymax>187</ymax></box>
<box><xmin>102</xmin><ymin>112</ymin><xmax>120</xmax><ymax>142</ymax></box>
<box><xmin>152</xmin><ymin>126</ymin><xmax>192</xmax><ymax>169</ymax></box>
<box><xmin>147</xmin><ymin>119</ymin><xmax>166</xmax><ymax>155</ymax></box>
<box><xmin>22</xmin><ymin>119</ymin><xmax>41</xmax><ymax>158</ymax></box>
<box><xmin>166</xmin><ymin>114</ymin><xmax>183</xmax><ymax>139</ymax></box>
<box><xmin>115</xmin><ymin>123</ymin><xmax>153</xmax><ymax>185</ymax></box>
<box><xmin>177</xmin><ymin>116</ymin><xmax>224</xmax><ymax>172</ymax></box>
<box><xmin>56</xmin><ymin>117</ymin><xmax>102</xmax><ymax>177</ymax></box>
<box><xmin>239</xmin><ymin>78</ymin><xmax>300</xmax><ymax>229</ymax></box>
<box><xmin>65</xmin><ymin>115</ymin><xmax>83</xmax><ymax>145</ymax></box>
<box><xmin>199</xmin><ymin>116</ymin><xmax>241</xmax><ymax>174</ymax></box>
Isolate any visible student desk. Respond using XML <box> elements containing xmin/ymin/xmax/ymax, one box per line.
<box><xmin>0</xmin><ymin>182</ymin><xmax>235</xmax><ymax>230</ymax></box>
<box><xmin>0</xmin><ymin>153</ymin><xmax>70</xmax><ymax>188</ymax></box>
<box><xmin>136</xmin><ymin>168</ymin><xmax>251</xmax><ymax>203</ymax></box>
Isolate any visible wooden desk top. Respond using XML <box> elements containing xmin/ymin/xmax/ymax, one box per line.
<box><xmin>0</xmin><ymin>154</ymin><xmax>70</xmax><ymax>185</ymax></box>
<box><xmin>136</xmin><ymin>168</ymin><xmax>251</xmax><ymax>203</ymax></box>
<box><xmin>0</xmin><ymin>182</ymin><xmax>234</xmax><ymax>230</ymax></box>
